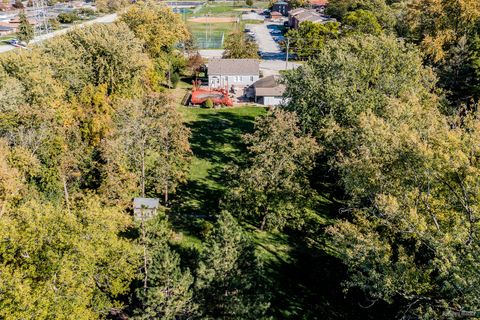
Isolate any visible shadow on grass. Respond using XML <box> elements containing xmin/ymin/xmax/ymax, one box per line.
<box><xmin>170</xmin><ymin>108</ymin><xmax>263</xmax><ymax>236</ymax></box>
<box><xmin>186</xmin><ymin>110</ymin><xmax>259</xmax><ymax>166</ymax></box>
<box><xmin>263</xmin><ymin>231</ymin><xmax>397</xmax><ymax>320</ymax></box>
<box><xmin>168</xmin><ymin>107</ymin><xmax>397</xmax><ymax>319</ymax></box>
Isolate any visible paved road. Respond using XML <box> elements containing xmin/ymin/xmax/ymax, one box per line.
<box><xmin>0</xmin><ymin>13</ymin><xmax>117</xmax><ymax>54</ymax></box>
<box><xmin>199</xmin><ymin>22</ymin><xmax>299</xmax><ymax>75</ymax></box>
<box><xmin>248</xmin><ymin>22</ymin><xmax>284</xmax><ymax>60</ymax></box>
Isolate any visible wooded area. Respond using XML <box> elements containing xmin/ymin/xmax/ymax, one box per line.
<box><xmin>1</xmin><ymin>0</ymin><xmax>480</xmax><ymax>319</ymax></box>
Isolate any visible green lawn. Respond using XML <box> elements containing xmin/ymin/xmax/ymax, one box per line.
<box><xmin>169</xmin><ymin>105</ymin><xmax>376</xmax><ymax>319</ymax></box>
<box><xmin>179</xmin><ymin>106</ymin><xmax>266</xmax><ymax>191</ymax></box>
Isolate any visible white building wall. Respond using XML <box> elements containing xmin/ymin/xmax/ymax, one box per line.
<box><xmin>263</xmin><ymin>96</ymin><xmax>284</xmax><ymax>106</ymax></box>
<box><xmin>209</xmin><ymin>75</ymin><xmax>259</xmax><ymax>88</ymax></box>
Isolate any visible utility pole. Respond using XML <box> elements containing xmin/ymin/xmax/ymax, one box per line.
<box><xmin>33</xmin><ymin>0</ymin><xmax>49</xmax><ymax>37</ymax></box>
<box><xmin>285</xmin><ymin>37</ymin><xmax>290</xmax><ymax>70</ymax></box>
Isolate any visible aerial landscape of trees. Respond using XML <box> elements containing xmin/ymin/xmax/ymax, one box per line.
<box><xmin>0</xmin><ymin>0</ymin><xmax>480</xmax><ymax>319</ymax></box>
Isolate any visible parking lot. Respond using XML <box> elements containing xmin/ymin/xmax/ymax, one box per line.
<box><xmin>246</xmin><ymin>22</ymin><xmax>286</xmax><ymax>60</ymax></box>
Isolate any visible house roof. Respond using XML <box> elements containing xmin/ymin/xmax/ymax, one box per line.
<box><xmin>294</xmin><ymin>10</ymin><xmax>335</xmax><ymax>23</ymax></box>
<box><xmin>310</xmin><ymin>0</ymin><xmax>328</xmax><ymax>6</ymax></box>
<box><xmin>208</xmin><ymin>58</ymin><xmax>259</xmax><ymax>76</ymax></box>
<box><xmin>289</xmin><ymin>7</ymin><xmax>306</xmax><ymax>16</ymax></box>
<box><xmin>133</xmin><ymin>198</ymin><xmax>160</xmax><ymax>210</ymax></box>
<box><xmin>253</xmin><ymin>75</ymin><xmax>286</xmax><ymax>97</ymax></box>
<box><xmin>295</xmin><ymin>10</ymin><xmax>320</xmax><ymax>22</ymax></box>
<box><xmin>274</xmin><ymin>1</ymin><xmax>288</xmax><ymax>5</ymax></box>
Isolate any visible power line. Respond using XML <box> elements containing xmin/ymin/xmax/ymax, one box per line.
<box><xmin>33</xmin><ymin>0</ymin><xmax>49</xmax><ymax>37</ymax></box>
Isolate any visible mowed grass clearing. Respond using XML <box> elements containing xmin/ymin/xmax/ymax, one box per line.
<box><xmin>170</xmin><ymin>105</ymin><xmax>358</xmax><ymax>319</ymax></box>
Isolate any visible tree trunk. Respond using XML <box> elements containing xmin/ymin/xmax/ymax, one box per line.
<box><xmin>164</xmin><ymin>183</ymin><xmax>168</xmax><ymax>206</ymax></box>
<box><xmin>141</xmin><ymin>210</ymin><xmax>148</xmax><ymax>293</ymax></box>
<box><xmin>141</xmin><ymin>145</ymin><xmax>145</xmax><ymax>198</ymax></box>
<box><xmin>62</xmin><ymin>175</ymin><xmax>70</xmax><ymax>213</ymax></box>
<box><xmin>0</xmin><ymin>201</ymin><xmax>6</xmax><ymax>217</ymax></box>
<box><xmin>260</xmin><ymin>214</ymin><xmax>267</xmax><ymax>231</ymax></box>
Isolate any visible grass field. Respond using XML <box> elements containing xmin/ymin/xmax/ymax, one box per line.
<box><xmin>186</xmin><ymin>2</ymin><xmax>268</xmax><ymax>48</ymax></box>
<box><xmin>167</xmin><ymin>104</ymin><xmax>397</xmax><ymax>318</ymax></box>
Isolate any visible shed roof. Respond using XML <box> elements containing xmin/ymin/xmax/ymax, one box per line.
<box><xmin>253</xmin><ymin>75</ymin><xmax>286</xmax><ymax>97</ymax></box>
<box><xmin>133</xmin><ymin>198</ymin><xmax>160</xmax><ymax>210</ymax></box>
<box><xmin>208</xmin><ymin>58</ymin><xmax>259</xmax><ymax>76</ymax></box>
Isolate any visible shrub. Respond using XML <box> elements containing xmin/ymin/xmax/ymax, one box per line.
<box><xmin>57</xmin><ymin>12</ymin><xmax>80</xmax><ymax>24</ymax></box>
<box><xmin>76</xmin><ymin>8</ymin><xmax>96</xmax><ymax>17</ymax></box>
<box><xmin>48</xmin><ymin>18</ymin><xmax>60</xmax><ymax>30</ymax></box>
<box><xmin>204</xmin><ymin>98</ymin><xmax>214</xmax><ymax>108</ymax></box>
<box><xmin>170</xmin><ymin>72</ymin><xmax>180</xmax><ymax>89</ymax></box>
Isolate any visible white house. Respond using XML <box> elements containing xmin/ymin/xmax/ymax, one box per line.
<box><xmin>133</xmin><ymin>197</ymin><xmax>160</xmax><ymax>221</ymax></box>
<box><xmin>208</xmin><ymin>58</ymin><xmax>260</xmax><ymax>89</ymax></box>
<box><xmin>252</xmin><ymin>75</ymin><xmax>286</xmax><ymax>106</ymax></box>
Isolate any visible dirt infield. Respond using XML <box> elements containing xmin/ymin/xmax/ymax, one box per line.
<box><xmin>188</xmin><ymin>16</ymin><xmax>238</xmax><ymax>23</ymax></box>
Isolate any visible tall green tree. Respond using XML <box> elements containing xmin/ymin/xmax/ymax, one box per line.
<box><xmin>285</xmin><ymin>21</ymin><xmax>339</xmax><ymax>60</ymax></box>
<box><xmin>120</xmin><ymin>3</ymin><xmax>190</xmax><ymax>86</ymax></box>
<box><xmin>226</xmin><ymin>110</ymin><xmax>319</xmax><ymax>230</ymax></box>
<box><xmin>17</xmin><ymin>11</ymin><xmax>34</xmax><ymax>44</ymax></box>
<box><xmin>195</xmin><ymin>211</ymin><xmax>270</xmax><ymax>319</ymax></box>
<box><xmin>223</xmin><ymin>31</ymin><xmax>259</xmax><ymax>59</ymax></box>
<box><xmin>284</xmin><ymin>32</ymin><xmax>480</xmax><ymax>318</ymax></box>
<box><xmin>327</xmin><ymin>101</ymin><xmax>480</xmax><ymax>318</ymax></box>
<box><xmin>283</xmin><ymin>34</ymin><xmax>438</xmax><ymax>145</ymax></box>
<box><xmin>342</xmin><ymin>9</ymin><xmax>382</xmax><ymax>35</ymax></box>
<box><xmin>102</xmin><ymin>94</ymin><xmax>191</xmax><ymax>204</ymax></box>
<box><xmin>325</xmin><ymin>0</ymin><xmax>396</xmax><ymax>30</ymax></box>
<box><xmin>64</xmin><ymin>22</ymin><xmax>149</xmax><ymax>96</ymax></box>
<box><xmin>133</xmin><ymin>213</ymin><xmax>195</xmax><ymax>319</ymax></box>
<box><xmin>400</xmin><ymin>0</ymin><xmax>480</xmax><ymax>105</ymax></box>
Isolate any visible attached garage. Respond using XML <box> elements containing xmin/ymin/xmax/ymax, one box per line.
<box><xmin>252</xmin><ymin>75</ymin><xmax>286</xmax><ymax>106</ymax></box>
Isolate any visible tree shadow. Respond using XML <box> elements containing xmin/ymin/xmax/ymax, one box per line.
<box><xmin>170</xmin><ymin>108</ymin><xmax>263</xmax><ymax>233</ymax></box>
<box><xmin>264</xmin><ymin>231</ymin><xmax>398</xmax><ymax>319</ymax></box>
<box><xmin>186</xmin><ymin>110</ymin><xmax>259</xmax><ymax>166</ymax></box>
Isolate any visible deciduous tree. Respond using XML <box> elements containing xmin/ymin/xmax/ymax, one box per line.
<box><xmin>285</xmin><ymin>21</ymin><xmax>339</xmax><ymax>60</ymax></box>
<box><xmin>226</xmin><ymin>110</ymin><xmax>319</xmax><ymax>230</ymax></box>
<box><xmin>103</xmin><ymin>94</ymin><xmax>191</xmax><ymax>204</ymax></box>
<box><xmin>223</xmin><ymin>31</ymin><xmax>259</xmax><ymax>59</ymax></box>
<box><xmin>0</xmin><ymin>197</ymin><xmax>139</xmax><ymax>319</ymax></box>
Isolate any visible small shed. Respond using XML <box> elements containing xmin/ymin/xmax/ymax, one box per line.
<box><xmin>272</xmin><ymin>1</ymin><xmax>289</xmax><ymax>16</ymax></box>
<box><xmin>252</xmin><ymin>75</ymin><xmax>286</xmax><ymax>106</ymax></box>
<box><xmin>133</xmin><ymin>197</ymin><xmax>160</xmax><ymax>221</ymax></box>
